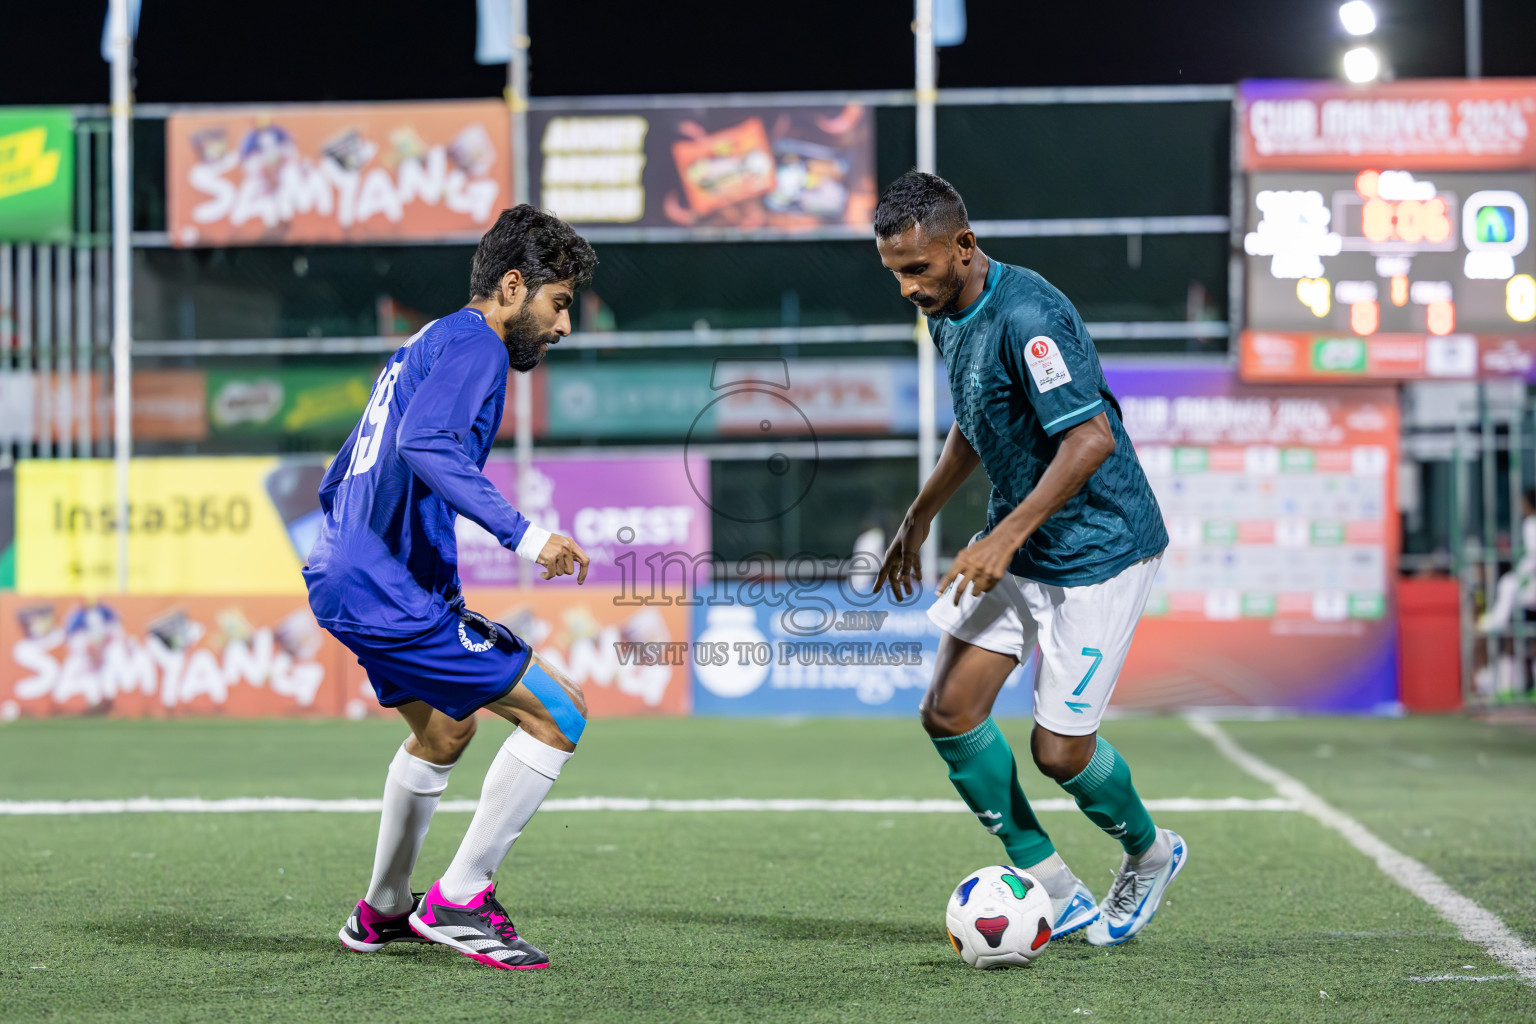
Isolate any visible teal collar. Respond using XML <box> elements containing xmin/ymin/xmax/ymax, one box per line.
<box><xmin>945</xmin><ymin>257</ymin><xmax>1000</xmax><ymax>327</ymax></box>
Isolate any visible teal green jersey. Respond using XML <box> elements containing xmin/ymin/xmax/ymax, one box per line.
<box><xmin>932</xmin><ymin>258</ymin><xmax>1167</xmax><ymax>587</ymax></box>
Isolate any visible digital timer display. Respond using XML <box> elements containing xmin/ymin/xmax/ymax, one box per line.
<box><xmin>1244</xmin><ymin>170</ymin><xmax>1536</xmax><ymax>335</ymax></box>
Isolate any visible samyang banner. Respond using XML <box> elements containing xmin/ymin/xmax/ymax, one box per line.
<box><xmin>166</xmin><ymin>101</ymin><xmax>511</xmax><ymax>246</ymax></box>
<box><xmin>531</xmin><ymin>102</ymin><xmax>875</xmax><ymax>233</ymax></box>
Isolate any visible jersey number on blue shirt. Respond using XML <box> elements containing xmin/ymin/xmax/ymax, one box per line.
<box><xmin>348</xmin><ymin>362</ymin><xmax>403</xmax><ymax>478</ymax></box>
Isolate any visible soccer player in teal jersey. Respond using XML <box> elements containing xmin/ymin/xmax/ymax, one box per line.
<box><xmin>873</xmin><ymin>171</ymin><xmax>1186</xmax><ymax>946</ymax></box>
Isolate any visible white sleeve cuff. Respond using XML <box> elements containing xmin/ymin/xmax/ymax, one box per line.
<box><xmin>514</xmin><ymin>524</ymin><xmax>553</xmax><ymax>562</ymax></box>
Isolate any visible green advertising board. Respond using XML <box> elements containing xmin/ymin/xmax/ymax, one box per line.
<box><xmin>207</xmin><ymin>368</ymin><xmax>376</xmax><ymax>437</ymax></box>
<box><xmin>0</xmin><ymin>109</ymin><xmax>74</xmax><ymax>243</ymax></box>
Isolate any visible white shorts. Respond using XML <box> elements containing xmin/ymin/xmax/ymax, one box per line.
<box><xmin>927</xmin><ymin>554</ymin><xmax>1162</xmax><ymax>736</ymax></box>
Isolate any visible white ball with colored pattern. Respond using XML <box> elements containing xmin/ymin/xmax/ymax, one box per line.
<box><xmin>944</xmin><ymin>865</ymin><xmax>1054</xmax><ymax>969</ymax></box>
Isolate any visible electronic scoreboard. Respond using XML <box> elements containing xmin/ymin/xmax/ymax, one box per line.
<box><xmin>1244</xmin><ymin>170</ymin><xmax>1536</xmax><ymax>335</ymax></box>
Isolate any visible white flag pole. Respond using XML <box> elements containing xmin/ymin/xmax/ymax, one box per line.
<box><xmin>108</xmin><ymin>0</ymin><xmax>134</xmax><ymax>593</ymax></box>
<box><xmin>914</xmin><ymin>0</ymin><xmax>940</xmax><ymax>585</ymax></box>
<box><xmin>509</xmin><ymin>0</ymin><xmax>535</xmax><ymax>587</ymax></box>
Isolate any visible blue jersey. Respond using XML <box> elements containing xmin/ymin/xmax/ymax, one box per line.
<box><xmin>303</xmin><ymin>309</ymin><xmax>549</xmax><ymax>637</ymax></box>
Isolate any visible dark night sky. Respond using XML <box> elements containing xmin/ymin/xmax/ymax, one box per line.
<box><xmin>6</xmin><ymin>0</ymin><xmax>1536</xmax><ymax>106</ymax></box>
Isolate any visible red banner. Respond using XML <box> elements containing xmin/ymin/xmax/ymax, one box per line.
<box><xmin>167</xmin><ymin>101</ymin><xmax>511</xmax><ymax>247</ymax></box>
<box><xmin>1240</xmin><ymin>330</ymin><xmax>1536</xmax><ymax>382</ymax></box>
<box><xmin>1240</xmin><ymin>79</ymin><xmax>1536</xmax><ymax>171</ymax></box>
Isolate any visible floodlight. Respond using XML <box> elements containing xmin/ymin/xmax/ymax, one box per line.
<box><xmin>1338</xmin><ymin>1</ymin><xmax>1377</xmax><ymax>36</ymax></box>
<box><xmin>1342</xmin><ymin>46</ymin><xmax>1381</xmax><ymax>83</ymax></box>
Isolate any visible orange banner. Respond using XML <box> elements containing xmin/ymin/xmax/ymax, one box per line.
<box><xmin>0</xmin><ymin>594</ymin><xmax>350</xmax><ymax>719</ymax></box>
<box><xmin>0</xmin><ymin>588</ymin><xmax>689</xmax><ymax>720</ymax></box>
<box><xmin>167</xmin><ymin>101</ymin><xmax>511</xmax><ymax>247</ymax></box>
<box><xmin>346</xmin><ymin>587</ymin><xmax>692</xmax><ymax>719</ymax></box>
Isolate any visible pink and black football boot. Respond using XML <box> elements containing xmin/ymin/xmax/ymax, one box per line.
<box><xmin>338</xmin><ymin>894</ymin><xmax>430</xmax><ymax>953</ymax></box>
<box><xmin>408</xmin><ymin>881</ymin><xmax>550</xmax><ymax>970</ymax></box>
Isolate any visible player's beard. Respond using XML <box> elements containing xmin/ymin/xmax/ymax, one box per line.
<box><xmin>909</xmin><ymin>263</ymin><xmax>966</xmax><ymax>319</ymax></box>
<box><xmin>500</xmin><ymin>304</ymin><xmax>559</xmax><ymax>372</ymax></box>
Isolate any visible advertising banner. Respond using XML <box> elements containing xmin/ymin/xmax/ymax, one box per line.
<box><xmin>0</xmin><ymin>594</ymin><xmax>349</xmax><ymax>719</ymax></box>
<box><xmin>1107</xmin><ymin>362</ymin><xmax>1399</xmax><ymax>712</ymax></box>
<box><xmin>544</xmin><ymin>358</ymin><xmax>954</xmax><ymax>439</ymax></box>
<box><xmin>689</xmin><ymin>583</ymin><xmax>1033</xmax><ymax>717</ymax></box>
<box><xmin>1239</xmin><ymin>79</ymin><xmax>1536</xmax><ymax>171</ymax></box>
<box><xmin>457</xmin><ymin>456</ymin><xmax>711</xmax><ymax>588</ymax></box>
<box><xmin>167</xmin><ymin>101</ymin><xmax>511</xmax><ymax>247</ymax></box>
<box><xmin>203</xmin><ymin>364</ymin><xmax>543</xmax><ymax>441</ymax></box>
<box><xmin>0</xmin><ymin>587</ymin><xmax>688</xmax><ymax>720</ymax></box>
<box><xmin>438</xmin><ymin>586</ymin><xmax>690</xmax><ymax>716</ymax></box>
<box><xmin>0</xmin><ymin>370</ymin><xmax>207</xmax><ymax>447</ymax></box>
<box><xmin>15</xmin><ymin>453</ymin><xmax>705</xmax><ymax>597</ymax></box>
<box><xmin>0</xmin><ymin>466</ymin><xmax>13</xmax><ymax>590</ymax></box>
<box><xmin>531</xmin><ymin>103</ymin><xmax>875</xmax><ymax>233</ymax></box>
<box><xmin>15</xmin><ymin>457</ymin><xmax>325</xmax><ymax>595</ymax></box>
<box><xmin>0</xmin><ymin>108</ymin><xmax>74</xmax><ymax>243</ymax></box>
<box><xmin>1240</xmin><ymin>330</ymin><xmax>1536</xmax><ymax>382</ymax></box>
<box><xmin>207</xmin><ymin>367</ymin><xmax>376</xmax><ymax>437</ymax></box>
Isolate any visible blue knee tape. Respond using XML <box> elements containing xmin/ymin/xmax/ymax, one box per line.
<box><xmin>518</xmin><ymin>661</ymin><xmax>585</xmax><ymax>743</ymax></box>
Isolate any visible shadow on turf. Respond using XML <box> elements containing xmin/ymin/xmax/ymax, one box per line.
<box><xmin>94</xmin><ymin>912</ymin><xmax>374</xmax><ymax>957</ymax></box>
<box><xmin>626</xmin><ymin>907</ymin><xmax>949</xmax><ymax>945</ymax></box>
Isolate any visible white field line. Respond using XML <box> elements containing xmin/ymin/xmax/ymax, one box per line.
<box><xmin>1188</xmin><ymin>717</ymin><xmax>1536</xmax><ymax>985</ymax></box>
<box><xmin>1408</xmin><ymin>975</ymin><xmax>1518</xmax><ymax>983</ymax></box>
<box><xmin>0</xmin><ymin>795</ymin><xmax>1298</xmax><ymax>816</ymax></box>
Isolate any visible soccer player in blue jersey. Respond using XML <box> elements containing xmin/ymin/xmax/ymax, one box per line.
<box><xmin>304</xmin><ymin>205</ymin><xmax>597</xmax><ymax>970</ymax></box>
<box><xmin>872</xmin><ymin>172</ymin><xmax>1187</xmax><ymax>947</ymax></box>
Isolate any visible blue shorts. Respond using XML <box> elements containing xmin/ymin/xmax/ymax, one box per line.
<box><xmin>332</xmin><ymin>608</ymin><xmax>534</xmax><ymax>722</ymax></box>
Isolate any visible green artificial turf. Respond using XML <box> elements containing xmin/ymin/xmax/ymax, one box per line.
<box><xmin>0</xmin><ymin>715</ymin><xmax>1532</xmax><ymax>1023</ymax></box>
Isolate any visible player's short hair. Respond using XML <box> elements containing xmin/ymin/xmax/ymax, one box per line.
<box><xmin>469</xmin><ymin>204</ymin><xmax>598</xmax><ymax>299</ymax></box>
<box><xmin>874</xmin><ymin>170</ymin><xmax>969</xmax><ymax>241</ymax></box>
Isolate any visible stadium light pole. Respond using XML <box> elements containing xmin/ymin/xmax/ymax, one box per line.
<box><xmin>509</xmin><ymin>0</ymin><xmax>534</xmax><ymax>588</ymax></box>
<box><xmin>1466</xmin><ymin>0</ymin><xmax>1481</xmax><ymax>78</ymax></box>
<box><xmin>914</xmin><ymin>0</ymin><xmax>940</xmax><ymax>585</ymax></box>
<box><xmin>108</xmin><ymin>0</ymin><xmax>133</xmax><ymax>593</ymax></box>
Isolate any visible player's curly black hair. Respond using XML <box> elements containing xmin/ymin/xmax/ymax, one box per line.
<box><xmin>873</xmin><ymin>170</ymin><xmax>970</xmax><ymax>241</ymax></box>
<box><xmin>469</xmin><ymin>204</ymin><xmax>598</xmax><ymax>299</ymax></box>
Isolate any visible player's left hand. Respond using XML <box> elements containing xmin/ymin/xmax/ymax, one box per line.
<box><xmin>536</xmin><ymin>534</ymin><xmax>591</xmax><ymax>584</ymax></box>
<box><xmin>937</xmin><ymin>533</ymin><xmax>1017</xmax><ymax>605</ymax></box>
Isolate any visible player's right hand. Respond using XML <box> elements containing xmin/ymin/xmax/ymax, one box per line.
<box><xmin>536</xmin><ymin>534</ymin><xmax>591</xmax><ymax>584</ymax></box>
<box><xmin>874</xmin><ymin>516</ymin><xmax>929</xmax><ymax>600</ymax></box>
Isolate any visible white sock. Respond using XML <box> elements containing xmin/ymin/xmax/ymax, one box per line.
<box><xmin>438</xmin><ymin>730</ymin><xmax>572</xmax><ymax>905</ymax></box>
<box><xmin>365</xmin><ymin>743</ymin><xmax>455</xmax><ymax>916</ymax></box>
<box><xmin>1129</xmin><ymin>828</ymin><xmax>1172</xmax><ymax>873</ymax></box>
<box><xmin>1023</xmin><ymin>852</ymin><xmax>1079</xmax><ymax>902</ymax></box>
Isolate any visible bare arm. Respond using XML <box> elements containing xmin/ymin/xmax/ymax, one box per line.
<box><xmin>937</xmin><ymin>412</ymin><xmax>1116</xmax><ymax>603</ymax></box>
<box><xmin>874</xmin><ymin>424</ymin><xmax>981</xmax><ymax>598</ymax></box>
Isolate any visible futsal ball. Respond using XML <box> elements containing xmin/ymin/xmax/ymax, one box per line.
<box><xmin>944</xmin><ymin>865</ymin><xmax>1054</xmax><ymax>969</ymax></box>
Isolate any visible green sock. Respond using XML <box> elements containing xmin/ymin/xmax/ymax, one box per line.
<box><xmin>931</xmin><ymin>717</ymin><xmax>1056</xmax><ymax>867</ymax></box>
<box><xmin>1058</xmin><ymin>736</ymin><xmax>1157</xmax><ymax>857</ymax></box>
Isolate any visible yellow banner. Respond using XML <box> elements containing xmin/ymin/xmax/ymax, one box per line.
<box><xmin>16</xmin><ymin>458</ymin><xmax>320</xmax><ymax>595</ymax></box>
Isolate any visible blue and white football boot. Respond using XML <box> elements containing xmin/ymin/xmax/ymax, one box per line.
<box><xmin>1049</xmin><ymin>878</ymin><xmax>1101</xmax><ymax>940</ymax></box>
<box><xmin>1085</xmin><ymin>828</ymin><xmax>1188</xmax><ymax>947</ymax></box>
